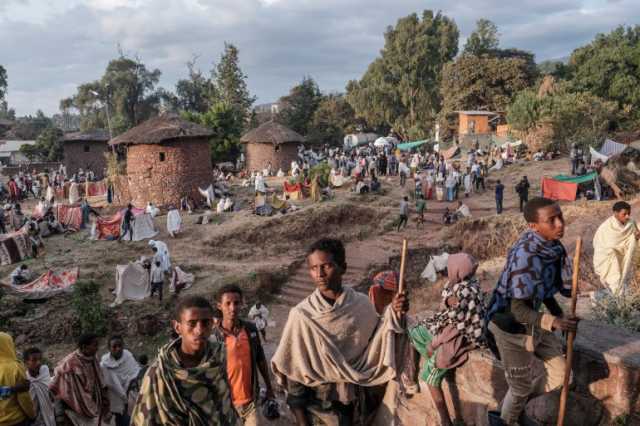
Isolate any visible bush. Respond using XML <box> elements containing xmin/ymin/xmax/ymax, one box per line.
<box><xmin>592</xmin><ymin>290</ymin><xmax>640</xmax><ymax>333</ymax></box>
<box><xmin>72</xmin><ymin>281</ymin><xmax>107</xmax><ymax>336</ymax></box>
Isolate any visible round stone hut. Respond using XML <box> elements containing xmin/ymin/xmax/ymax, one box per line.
<box><xmin>240</xmin><ymin>121</ymin><xmax>304</xmax><ymax>173</ymax></box>
<box><xmin>108</xmin><ymin>114</ymin><xmax>213</xmax><ymax>208</ymax></box>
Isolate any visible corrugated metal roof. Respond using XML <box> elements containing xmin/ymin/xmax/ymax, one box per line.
<box><xmin>0</xmin><ymin>140</ymin><xmax>36</xmax><ymax>152</ymax></box>
<box><xmin>455</xmin><ymin>110</ymin><xmax>498</xmax><ymax>116</ymax></box>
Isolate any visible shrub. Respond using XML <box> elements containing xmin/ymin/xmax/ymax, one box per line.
<box><xmin>592</xmin><ymin>289</ymin><xmax>640</xmax><ymax>333</ymax></box>
<box><xmin>72</xmin><ymin>281</ymin><xmax>107</xmax><ymax>336</ymax></box>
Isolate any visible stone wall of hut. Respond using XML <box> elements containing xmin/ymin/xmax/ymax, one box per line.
<box><xmin>244</xmin><ymin>142</ymin><xmax>299</xmax><ymax>173</ymax></box>
<box><xmin>63</xmin><ymin>141</ymin><xmax>109</xmax><ymax>179</ymax></box>
<box><xmin>125</xmin><ymin>138</ymin><xmax>211</xmax><ymax>208</ymax></box>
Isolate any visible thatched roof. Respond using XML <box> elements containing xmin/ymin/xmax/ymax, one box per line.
<box><xmin>240</xmin><ymin>121</ymin><xmax>304</xmax><ymax>145</ymax></box>
<box><xmin>109</xmin><ymin>114</ymin><xmax>213</xmax><ymax>146</ymax></box>
<box><xmin>62</xmin><ymin>129</ymin><xmax>110</xmax><ymax>142</ymax></box>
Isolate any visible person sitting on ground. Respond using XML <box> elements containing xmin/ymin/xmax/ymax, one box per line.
<box><xmin>50</xmin><ymin>334</ymin><xmax>110</xmax><ymax>426</ymax></box>
<box><xmin>485</xmin><ymin>197</ymin><xmax>579</xmax><ymax>426</ymax></box>
<box><xmin>24</xmin><ymin>347</ymin><xmax>55</xmax><ymax>426</ymax></box>
<box><xmin>248</xmin><ymin>300</ymin><xmax>270</xmax><ymax>341</ymax></box>
<box><xmin>407</xmin><ymin>253</ymin><xmax>486</xmax><ymax>426</ymax></box>
<box><xmin>210</xmin><ymin>285</ymin><xmax>276</xmax><ymax>425</ymax></box>
<box><xmin>11</xmin><ymin>264</ymin><xmax>32</xmax><ymax>286</ymax></box>
<box><xmin>271</xmin><ymin>238</ymin><xmax>408</xmax><ymax>425</ymax></box>
<box><xmin>100</xmin><ymin>336</ymin><xmax>140</xmax><ymax>426</ymax></box>
<box><xmin>0</xmin><ymin>333</ymin><xmax>36</xmax><ymax>426</ymax></box>
<box><xmin>592</xmin><ymin>201</ymin><xmax>640</xmax><ymax>299</ymax></box>
<box><xmin>442</xmin><ymin>207</ymin><xmax>455</xmax><ymax>225</ymax></box>
<box><xmin>455</xmin><ymin>200</ymin><xmax>472</xmax><ymax>219</ymax></box>
<box><xmin>131</xmin><ymin>296</ymin><xmax>239</xmax><ymax>425</ymax></box>
<box><xmin>355</xmin><ymin>178</ymin><xmax>369</xmax><ymax>194</ymax></box>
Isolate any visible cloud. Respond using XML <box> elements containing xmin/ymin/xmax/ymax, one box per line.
<box><xmin>0</xmin><ymin>0</ymin><xmax>638</xmax><ymax>116</ymax></box>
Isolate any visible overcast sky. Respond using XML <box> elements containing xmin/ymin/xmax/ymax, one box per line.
<box><xmin>1</xmin><ymin>0</ymin><xmax>638</xmax><ymax>116</ymax></box>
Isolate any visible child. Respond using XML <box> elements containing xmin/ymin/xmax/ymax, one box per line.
<box><xmin>24</xmin><ymin>347</ymin><xmax>55</xmax><ymax>426</ymax></box>
<box><xmin>150</xmin><ymin>260</ymin><xmax>165</xmax><ymax>301</ymax></box>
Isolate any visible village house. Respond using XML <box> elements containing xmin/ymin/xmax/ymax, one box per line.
<box><xmin>0</xmin><ymin>139</ymin><xmax>36</xmax><ymax>165</ymax></box>
<box><xmin>108</xmin><ymin>113</ymin><xmax>213</xmax><ymax>208</ymax></box>
<box><xmin>240</xmin><ymin>121</ymin><xmax>304</xmax><ymax>173</ymax></box>
<box><xmin>61</xmin><ymin>129</ymin><xmax>110</xmax><ymax>179</ymax></box>
<box><xmin>455</xmin><ymin>110</ymin><xmax>509</xmax><ymax>149</ymax></box>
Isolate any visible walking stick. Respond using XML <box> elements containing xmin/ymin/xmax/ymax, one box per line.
<box><xmin>398</xmin><ymin>239</ymin><xmax>408</xmax><ymax>295</ymax></box>
<box><xmin>557</xmin><ymin>237</ymin><xmax>582</xmax><ymax>426</ymax></box>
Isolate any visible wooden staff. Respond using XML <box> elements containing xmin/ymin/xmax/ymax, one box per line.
<box><xmin>398</xmin><ymin>239</ymin><xmax>408</xmax><ymax>295</ymax></box>
<box><xmin>557</xmin><ymin>237</ymin><xmax>582</xmax><ymax>426</ymax></box>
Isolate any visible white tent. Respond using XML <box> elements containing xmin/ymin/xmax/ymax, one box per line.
<box><xmin>121</xmin><ymin>213</ymin><xmax>158</xmax><ymax>241</ymax></box>
<box><xmin>374</xmin><ymin>136</ymin><xmax>398</xmax><ymax>147</ymax></box>
<box><xmin>600</xmin><ymin>139</ymin><xmax>626</xmax><ymax>157</ymax></box>
<box><xmin>112</xmin><ymin>262</ymin><xmax>150</xmax><ymax>306</ymax></box>
<box><xmin>590</xmin><ymin>146</ymin><xmax>609</xmax><ymax>165</ymax></box>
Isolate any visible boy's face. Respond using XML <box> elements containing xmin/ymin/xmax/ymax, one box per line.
<box><xmin>530</xmin><ymin>204</ymin><xmax>565</xmax><ymax>241</ymax></box>
<box><xmin>109</xmin><ymin>339</ymin><xmax>124</xmax><ymax>360</ymax></box>
<box><xmin>217</xmin><ymin>292</ymin><xmax>243</xmax><ymax>323</ymax></box>
<box><xmin>25</xmin><ymin>353</ymin><xmax>42</xmax><ymax>372</ymax></box>
<box><xmin>173</xmin><ymin>307</ymin><xmax>213</xmax><ymax>354</ymax></box>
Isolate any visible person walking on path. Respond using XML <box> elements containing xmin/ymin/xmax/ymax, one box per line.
<box><xmin>397</xmin><ymin>196</ymin><xmax>409</xmax><ymax>232</ymax></box>
<box><xmin>495</xmin><ymin>180</ymin><xmax>505</xmax><ymax>214</ymax></box>
<box><xmin>515</xmin><ymin>176</ymin><xmax>530</xmax><ymax>212</ymax></box>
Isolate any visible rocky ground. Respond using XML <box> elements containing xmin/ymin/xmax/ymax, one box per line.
<box><xmin>2</xmin><ymin>156</ymin><xmax>639</xmax><ymax>425</ymax></box>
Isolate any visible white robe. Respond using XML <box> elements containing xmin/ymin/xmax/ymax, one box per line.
<box><xmin>146</xmin><ymin>204</ymin><xmax>159</xmax><ymax>218</ymax></box>
<box><xmin>148</xmin><ymin>240</ymin><xmax>171</xmax><ymax>272</ymax></box>
<box><xmin>593</xmin><ymin>216</ymin><xmax>638</xmax><ymax>295</ymax></box>
<box><xmin>248</xmin><ymin>304</ymin><xmax>269</xmax><ymax>330</ymax></box>
<box><xmin>166</xmin><ymin>209</ymin><xmax>181</xmax><ymax>234</ymax></box>
<box><xmin>69</xmin><ymin>182</ymin><xmax>80</xmax><ymax>204</ymax></box>
<box><xmin>27</xmin><ymin>365</ymin><xmax>55</xmax><ymax>426</ymax></box>
<box><xmin>100</xmin><ymin>350</ymin><xmax>140</xmax><ymax>415</ymax></box>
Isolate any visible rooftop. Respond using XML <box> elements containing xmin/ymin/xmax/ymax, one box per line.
<box><xmin>241</xmin><ymin>121</ymin><xmax>304</xmax><ymax>145</ymax></box>
<box><xmin>455</xmin><ymin>110</ymin><xmax>498</xmax><ymax>116</ymax></box>
<box><xmin>109</xmin><ymin>113</ymin><xmax>213</xmax><ymax>146</ymax></box>
<box><xmin>62</xmin><ymin>129</ymin><xmax>110</xmax><ymax>142</ymax></box>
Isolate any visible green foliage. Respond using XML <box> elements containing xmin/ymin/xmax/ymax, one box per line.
<box><xmin>20</xmin><ymin>127</ymin><xmax>63</xmax><ymax>161</ymax></box>
<box><xmin>463</xmin><ymin>19</ymin><xmax>499</xmax><ymax>55</ymax></box>
<box><xmin>346</xmin><ymin>10</ymin><xmax>459</xmax><ymax>140</ymax></box>
<box><xmin>183</xmin><ymin>102</ymin><xmax>243</xmax><ymax>163</ymax></box>
<box><xmin>174</xmin><ymin>58</ymin><xmax>216</xmax><ymax>113</ymax></box>
<box><xmin>0</xmin><ymin>65</ymin><xmax>6</xmax><ymax>102</ymax></box>
<box><xmin>308</xmin><ymin>162</ymin><xmax>331</xmax><ymax>187</ymax></box>
<box><xmin>592</xmin><ymin>291</ymin><xmax>640</xmax><ymax>333</ymax></box>
<box><xmin>11</xmin><ymin>110</ymin><xmax>52</xmax><ymax>140</ymax></box>
<box><xmin>214</xmin><ymin>43</ymin><xmax>256</xmax><ymax>122</ymax></box>
<box><xmin>72</xmin><ymin>281</ymin><xmax>107</xmax><ymax>336</ymax></box>
<box><xmin>507</xmin><ymin>81</ymin><xmax>620</xmax><ymax>150</ymax></box>
<box><xmin>568</xmin><ymin>25</ymin><xmax>640</xmax><ymax>124</ymax></box>
<box><xmin>439</xmin><ymin>52</ymin><xmax>537</xmax><ymax>138</ymax></box>
<box><xmin>277</xmin><ymin>76</ymin><xmax>323</xmax><ymax>136</ymax></box>
<box><xmin>307</xmin><ymin>94</ymin><xmax>357</xmax><ymax>145</ymax></box>
<box><xmin>64</xmin><ymin>54</ymin><xmax>162</xmax><ymax>134</ymax></box>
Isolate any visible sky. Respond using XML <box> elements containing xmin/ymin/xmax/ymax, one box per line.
<box><xmin>1</xmin><ymin>0</ymin><xmax>638</xmax><ymax>116</ymax></box>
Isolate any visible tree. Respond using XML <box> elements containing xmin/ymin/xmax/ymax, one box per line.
<box><xmin>277</xmin><ymin>76</ymin><xmax>323</xmax><ymax>136</ymax></box>
<box><xmin>64</xmin><ymin>54</ymin><xmax>162</xmax><ymax>134</ymax></box>
<box><xmin>568</xmin><ymin>25</ymin><xmax>640</xmax><ymax>125</ymax></box>
<box><xmin>463</xmin><ymin>19</ymin><xmax>499</xmax><ymax>56</ymax></box>
<box><xmin>183</xmin><ymin>102</ymin><xmax>244</xmax><ymax>163</ymax></box>
<box><xmin>307</xmin><ymin>94</ymin><xmax>357</xmax><ymax>145</ymax></box>
<box><xmin>346</xmin><ymin>10</ymin><xmax>459</xmax><ymax>140</ymax></box>
<box><xmin>174</xmin><ymin>57</ymin><xmax>216</xmax><ymax>113</ymax></box>
<box><xmin>213</xmin><ymin>43</ymin><xmax>255</xmax><ymax>122</ymax></box>
<box><xmin>439</xmin><ymin>53</ymin><xmax>537</xmax><ymax>138</ymax></box>
<box><xmin>0</xmin><ymin>65</ymin><xmax>6</xmax><ymax>103</ymax></box>
<box><xmin>20</xmin><ymin>127</ymin><xmax>64</xmax><ymax>161</ymax></box>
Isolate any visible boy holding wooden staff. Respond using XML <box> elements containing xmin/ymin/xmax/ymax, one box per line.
<box><xmin>485</xmin><ymin>197</ymin><xmax>580</xmax><ymax>425</ymax></box>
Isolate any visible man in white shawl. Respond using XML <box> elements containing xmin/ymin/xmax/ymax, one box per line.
<box><xmin>24</xmin><ymin>347</ymin><xmax>55</xmax><ymax>426</ymax></box>
<box><xmin>100</xmin><ymin>336</ymin><xmax>140</xmax><ymax>426</ymax></box>
<box><xmin>593</xmin><ymin>201</ymin><xmax>640</xmax><ymax>298</ymax></box>
<box><xmin>248</xmin><ymin>301</ymin><xmax>270</xmax><ymax>341</ymax></box>
<box><xmin>148</xmin><ymin>240</ymin><xmax>170</xmax><ymax>273</ymax></box>
<box><xmin>145</xmin><ymin>202</ymin><xmax>159</xmax><ymax>218</ymax></box>
<box><xmin>166</xmin><ymin>206</ymin><xmax>181</xmax><ymax>238</ymax></box>
<box><xmin>69</xmin><ymin>180</ymin><xmax>80</xmax><ymax>204</ymax></box>
<box><xmin>272</xmin><ymin>238</ymin><xmax>408</xmax><ymax>426</ymax></box>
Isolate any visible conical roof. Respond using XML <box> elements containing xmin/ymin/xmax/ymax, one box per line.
<box><xmin>109</xmin><ymin>113</ymin><xmax>213</xmax><ymax>146</ymax></box>
<box><xmin>240</xmin><ymin>121</ymin><xmax>304</xmax><ymax>145</ymax></box>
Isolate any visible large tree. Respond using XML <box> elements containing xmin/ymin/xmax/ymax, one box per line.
<box><xmin>62</xmin><ymin>54</ymin><xmax>162</xmax><ymax>134</ymax></box>
<box><xmin>20</xmin><ymin>126</ymin><xmax>64</xmax><ymax>161</ymax></box>
<box><xmin>173</xmin><ymin>58</ymin><xmax>216</xmax><ymax>113</ymax></box>
<box><xmin>439</xmin><ymin>52</ymin><xmax>537</xmax><ymax>138</ymax></box>
<box><xmin>307</xmin><ymin>94</ymin><xmax>358</xmax><ymax>145</ymax></box>
<box><xmin>568</xmin><ymin>25</ymin><xmax>640</xmax><ymax>124</ymax></box>
<box><xmin>0</xmin><ymin>65</ymin><xmax>7</xmax><ymax>103</ymax></box>
<box><xmin>213</xmin><ymin>43</ymin><xmax>255</xmax><ymax>122</ymax></box>
<box><xmin>463</xmin><ymin>19</ymin><xmax>499</xmax><ymax>56</ymax></box>
<box><xmin>0</xmin><ymin>65</ymin><xmax>15</xmax><ymax>120</ymax></box>
<box><xmin>346</xmin><ymin>10</ymin><xmax>459</xmax><ymax>140</ymax></box>
<box><xmin>183</xmin><ymin>102</ymin><xmax>244</xmax><ymax>163</ymax></box>
<box><xmin>277</xmin><ymin>76</ymin><xmax>323</xmax><ymax>136</ymax></box>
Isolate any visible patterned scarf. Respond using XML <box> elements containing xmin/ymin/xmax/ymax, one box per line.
<box><xmin>130</xmin><ymin>339</ymin><xmax>239</xmax><ymax>426</ymax></box>
<box><xmin>419</xmin><ymin>277</ymin><xmax>486</xmax><ymax>348</ymax></box>
<box><xmin>487</xmin><ymin>230</ymin><xmax>572</xmax><ymax>322</ymax></box>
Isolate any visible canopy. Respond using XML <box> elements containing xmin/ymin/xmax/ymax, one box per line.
<box><xmin>552</xmin><ymin>171</ymin><xmax>598</xmax><ymax>184</ymax></box>
<box><xmin>397</xmin><ymin>140</ymin><xmax>428</xmax><ymax>151</ymax></box>
<box><xmin>374</xmin><ymin>137</ymin><xmax>395</xmax><ymax>147</ymax></box>
<box><xmin>600</xmin><ymin>139</ymin><xmax>626</xmax><ymax>157</ymax></box>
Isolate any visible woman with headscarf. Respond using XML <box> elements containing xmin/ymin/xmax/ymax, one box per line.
<box><xmin>407</xmin><ymin>253</ymin><xmax>486</xmax><ymax>426</ymax></box>
<box><xmin>0</xmin><ymin>332</ymin><xmax>36</xmax><ymax>426</ymax></box>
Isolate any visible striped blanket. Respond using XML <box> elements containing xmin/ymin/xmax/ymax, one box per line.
<box><xmin>2</xmin><ymin>268</ymin><xmax>79</xmax><ymax>299</ymax></box>
<box><xmin>55</xmin><ymin>204</ymin><xmax>83</xmax><ymax>231</ymax></box>
<box><xmin>0</xmin><ymin>230</ymin><xmax>32</xmax><ymax>265</ymax></box>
